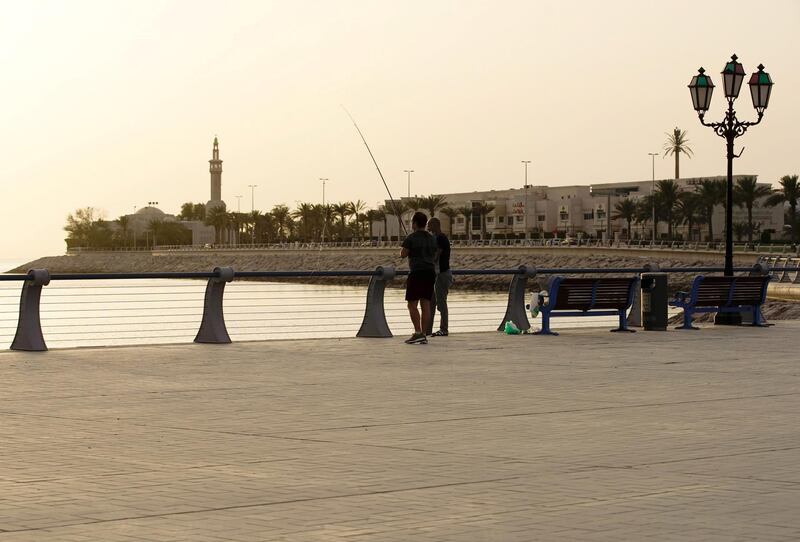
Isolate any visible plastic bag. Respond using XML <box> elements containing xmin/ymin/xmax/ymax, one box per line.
<box><xmin>504</xmin><ymin>320</ymin><xmax>521</xmax><ymax>335</ymax></box>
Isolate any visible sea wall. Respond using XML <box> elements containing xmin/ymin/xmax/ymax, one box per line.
<box><xmin>12</xmin><ymin>247</ymin><xmax>759</xmax><ymax>293</ymax></box>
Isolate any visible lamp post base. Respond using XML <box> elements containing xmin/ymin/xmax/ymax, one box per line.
<box><xmin>714</xmin><ymin>312</ymin><xmax>742</xmax><ymax>326</ymax></box>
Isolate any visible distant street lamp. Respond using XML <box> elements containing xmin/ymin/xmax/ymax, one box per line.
<box><xmin>319</xmin><ymin>178</ymin><xmax>329</xmax><ymax>206</ymax></box>
<box><xmin>689</xmin><ymin>54</ymin><xmax>773</xmax><ymax>323</ymax></box>
<box><xmin>404</xmin><ymin>170</ymin><xmax>414</xmax><ymax>197</ymax></box>
<box><xmin>320</xmin><ymin>178</ymin><xmax>329</xmax><ymax>243</ymax></box>
<box><xmin>235</xmin><ymin>195</ymin><xmax>242</xmax><ymax>213</ymax></box>
<box><xmin>647</xmin><ymin>152</ymin><xmax>658</xmax><ymax>242</ymax></box>
<box><xmin>522</xmin><ymin>160</ymin><xmax>531</xmax><ymax>239</ymax></box>
<box><xmin>248</xmin><ymin>185</ymin><xmax>258</xmax><ymax>212</ymax></box>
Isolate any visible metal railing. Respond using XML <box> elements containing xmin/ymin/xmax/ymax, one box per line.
<box><xmin>2</xmin><ymin>262</ymin><xmax>796</xmax><ymax>352</ymax></box>
<box><xmin>64</xmin><ymin>239</ymin><xmax>800</xmax><ymax>254</ymax></box>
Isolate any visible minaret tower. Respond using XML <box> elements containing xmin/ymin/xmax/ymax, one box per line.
<box><xmin>208</xmin><ymin>136</ymin><xmax>223</xmax><ymax>205</ymax></box>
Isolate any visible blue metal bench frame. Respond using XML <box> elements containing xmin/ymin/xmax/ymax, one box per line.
<box><xmin>670</xmin><ymin>275</ymin><xmax>770</xmax><ymax>330</ymax></box>
<box><xmin>535</xmin><ymin>276</ymin><xmax>639</xmax><ymax>336</ymax></box>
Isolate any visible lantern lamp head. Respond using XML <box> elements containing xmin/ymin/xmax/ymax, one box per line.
<box><xmin>721</xmin><ymin>54</ymin><xmax>746</xmax><ymax>99</ymax></box>
<box><xmin>748</xmin><ymin>64</ymin><xmax>773</xmax><ymax>113</ymax></box>
<box><xmin>688</xmin><ymin>67</ymin><xmax>714</xmax><ymax>113</ymax></box>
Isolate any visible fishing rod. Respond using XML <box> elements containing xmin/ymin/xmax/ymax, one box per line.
<box><xmin>342</xmin><ymin>106</ymin><xmax>408</xmax><ymax>238</ymax></box>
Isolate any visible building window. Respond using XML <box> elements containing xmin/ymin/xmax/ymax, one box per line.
<box><xmin>456</xmin><ymin>217</ymin><xmax>464</xmax><ymax>224</ymax></box>
<box><xmin>498</xmin><ymin>216</ymin><xmax>504</xmax><ymax>224</ymax></box>
<box><xmin>515</xmin><ymin>215</ymin><xmax>523</xmax><ymax>223</ymax></box>
<box><xmin>537</xmin><ymin>215</ymin><xmax>545</xmax><ymax>222</ymax></box>
<box><xmin>507</xmin><ymin>216</ymin><xmax>513</xmax><ymax>225</ymax></box>
<box><xmin>486</xmin><ymin>216</ymin><xmax>494</xmax><ymax>224</ymax></box>
<box><xmin>596</xmin><ymin>209</ymin><xmax>606</xmax><ymax>220</ymax></box>
<box><xmin>559</xmin><ymin>211</ymin><xmax>569</xmax><ymax>221</ymax></box>
<box><xmin>583</xmin><ymin>211</ymin><xmax>594</xmax><ymax>220</ymax></box>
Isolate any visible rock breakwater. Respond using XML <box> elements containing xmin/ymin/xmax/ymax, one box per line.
<box><xmin>12</xmin><ymin>247</ymin><xmax>744</xmax><ymax>294</ymax></box>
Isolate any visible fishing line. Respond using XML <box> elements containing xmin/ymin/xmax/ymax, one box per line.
<box><xmin>342</xmin><ymin>106</ymin><xmax>408</xmax><ymax>238</ymax></box>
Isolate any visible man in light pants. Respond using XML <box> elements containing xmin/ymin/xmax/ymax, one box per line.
<box><xmin>426</xmin><ymin>217</ymin><xmax>452</xmax><ymax>336</ymax></box>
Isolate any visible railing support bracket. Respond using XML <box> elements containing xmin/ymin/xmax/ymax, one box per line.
<box><xmin>357</xmin><ymin>266</ymin><xmax>395</xmax><ymax>338</ymax></box>
<box><xmin>11</xmin><ymin>269</ymin><xmax>50</xmax><ymax>352</ymax></box>
<box><xmin>497</xmin><ymin>265</ymin><xmax>536</xmax><ymax>332</ymax></box>
<box><xmin>195</xmin><ymin>267</ymin><xmax>235</xmax><ymax>344</ymax></box>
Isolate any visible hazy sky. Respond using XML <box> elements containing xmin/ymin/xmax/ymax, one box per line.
<box><xmin>1</xmin><ymin>0</ymin><xmax>798</xmax><ymax>259</ymax></box>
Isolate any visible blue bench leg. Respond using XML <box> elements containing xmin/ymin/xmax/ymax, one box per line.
<box><xmin>610</xmin><ymin>310</ymin><xmax>636</xmax><ymax>333</ymax></box>
<box><xmin>752</xmin><ymin>305</ymin><xmax>769</xmax><ymax>327</ymax></box>
<box><xmin>534</xmin><ymin>312</ymin><xmax>558</xmax><ymax>336</ymax></box>
<box><xmin>675</xmin><ymin>308</ymin><xmax>699</xmax><ymax>330</ymax></box>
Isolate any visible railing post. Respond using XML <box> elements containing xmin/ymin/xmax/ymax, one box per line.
<box><xmin>11</xmin><ymin>269</ymin><xmax>51</xmax><ymax>352</ymax></box>
<box><xmin>497</xmin><ymin>265</ymin><xmax>536</xmax><ymax>332</ymax></box>
<box><xmin>357</xmin><ymin>265</ymin><xmax>395</xmax><ymax>338</ymax></box>
<box><xmin>194</xmin><ymin>266</ymin><xmax>235</xmax><ymax>344</ymax></box>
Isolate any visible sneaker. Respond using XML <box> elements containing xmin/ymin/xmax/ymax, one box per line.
<box><xmin>404</xmin><ymin>332</ymin><xmax>427</xmax><ymax>344</ymax></box>
<box><xmin>431</xmin><ymin>329</ymin><xmax>448</xmax><ymax>337</ymax></box>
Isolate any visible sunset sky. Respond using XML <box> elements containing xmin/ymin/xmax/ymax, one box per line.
<box><xmin>1</xmin><ymin>0</ymin><xmax>798</xmax><ymax>260</ymax></box>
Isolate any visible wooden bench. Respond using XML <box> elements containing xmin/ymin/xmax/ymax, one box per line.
<box><xmin>535</xmin><ymin>276</ymin><xmax>639</xmax><ymax>336</ymax></box>
<box><xmin>669</xmin><ymin>275</ymin><xmax>770</xmax><ymax>330</ymax></box>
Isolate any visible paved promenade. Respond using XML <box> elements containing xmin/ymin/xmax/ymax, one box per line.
<box><xmin>1</xmin><ymin>323</ymin><xmax>799</xmax><ymax>541</ymax></box>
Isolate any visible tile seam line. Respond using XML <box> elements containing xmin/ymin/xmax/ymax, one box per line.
<box><xmin>2</xmin><ymin>391</ymin><xmax>795</xmax><ymax>435</ymax></box>
<box><xmin>0</xmin><ymin>475</ymin><xmax>521</xmax><ymax>535</ymax></box>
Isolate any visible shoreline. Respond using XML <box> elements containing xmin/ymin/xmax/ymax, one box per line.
<box><xmin>8</xmin><ymin>248</ymin><xmax>800</xmax><ymax>321</ymax></box>
<box><xmin>6</xmin><ymin>247</ymin><xmax>779</xmax><ymax>293</ymax></box>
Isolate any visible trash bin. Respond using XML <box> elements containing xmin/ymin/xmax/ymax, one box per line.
<box><xmin>641</xmin><ymin>272</ymin><xmax>668</xmax><ymax>331</ymax></box>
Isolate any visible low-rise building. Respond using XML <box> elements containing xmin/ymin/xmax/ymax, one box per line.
<box><xmin>374</xmin><ymin>175</ymin><xmax>783</xmax><ymax>242</ymax></box>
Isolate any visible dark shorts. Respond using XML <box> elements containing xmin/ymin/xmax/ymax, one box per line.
<box><xmin>405</xmin><ymin>270</ymin><xmax>436</xmax><ymax>302</ymax></box>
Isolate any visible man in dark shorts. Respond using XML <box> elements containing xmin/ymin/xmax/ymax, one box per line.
<box><xmin>400</xmin><ymin>211</ymin><xmax>437</xmax><ymax>344</ymax></box>
<box><xmin>425</xmin><ymin>217</ymin><xmax>452</xmax><ymax>336</ymax></box>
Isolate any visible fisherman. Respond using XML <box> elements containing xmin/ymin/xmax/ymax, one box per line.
<box><xmin>401</xmin><ymin>212</ymin><xmax>437</xmax><ymax>344</ymax></box>
<box><xmin>425</xmin><ymin>217</ymin><xmax>452</xmax><ymax>337</ymax></box>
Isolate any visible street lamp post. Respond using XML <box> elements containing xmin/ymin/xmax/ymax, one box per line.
<box><xmin>689</xmin><ymin>54</ymin><xmax>773</xmax><ymax>323</ymax></box>
<box><xmin>403</xmin><ymin>170</ymin><xmax>414</xmax><ymax>197</ymax></box>
<box><xmin>235</xmin><ymin>195</ymin><xmax>242</xmax><ymax>213</ymax></box>
<box><xmin>320</xmin><ymin>178</ymin><xmax>329</xmax><ymax>244</ymax></box>
<box><xmin>319</xmin><ymin>178</ymin><xmax>329</xmax><ymax>206</ymax></box>
<box><xmin>648</xmin><ymin>153</ymin><xmax>658</xmax><ymax>243</ymax></box>
<box><xmin>521</xmin><ymin>160</ymin><xmax>531</xmax><ymax>239</ymax></box>
<box><xmin>248</xmin><ymin>185</ymin><xmax>258</xmax><ymax>212</ymax></box>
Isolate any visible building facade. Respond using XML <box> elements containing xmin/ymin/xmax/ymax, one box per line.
<box><xmin>375</xmin><ymin>175</ymin><xmax>783</xmax><ymax>242</ymax></box>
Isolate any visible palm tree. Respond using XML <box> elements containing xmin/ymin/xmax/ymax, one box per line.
<box><xmin>147</xmin><ymin>219</ymin><xmax>164</xmax><ymax>247</ymax></box>
<box><xmin>765</xmin><ymin>174</ymin><xmax>800</xmax><ymax>244</ymax></box>
<box><xmin>732</xmin><ymin>222</ymin><xmax>748</xmax><ymax>242</ymax></box>
<box><xmin>384</xmin><ymin>201</ymin><xmax>409</xmax><ymax>240</ymax></box>
<box><xmin>116</xmin><ymin>215</ymin><xmax>130</xmax><ymax>247</ymax></box>
<box><xmin>348</xmin><ymin>200</ymin><xmax>367</xmax><ymax>241</ymax></box>
<box><xmin>733</xmin><ymin>176</ymin><xmax>773</xmax><ymax>243</ymax></box>
<box><xmin>439</xmin><ymin>207</ymin><xmax>459</xmax><ymax>236</ymax></box>
<box><xmin>292</xmin><ymin>202</ymin><xmax>316</xmax><ymax>242</ymax></box>
<box><xmin>364</xmin><ymin>209</ymin><xmax>379</xmax><ymax>240</ymax></box>
<box><xmin>456</xmin><ymin>205</ymin><xmax>474</xmax><ymax>241</ymax></box>
<box><xmin>271</xmin><ymin>204</ymin><xmax>291</xmax><ymax>242</ymax></box>
<box><xmin>406</xmin><ymin>197</ymin><xmax>425</xmax><ymax>212</ymax></box>
<box><xmin>204</xmin><ymin>204</ymin><xmax>228</xmax><ymax>244</ymax></box>
<box><xmin>419</xmin><ymin>194</ymin><xmax>448</xmax><ymax>218</ymax></box>
<box><xmin>611</xmin><ymin>199</ymin><xmax>636</xmax><ymax>240</ymax></box>
<box><xmin>697</xmin><ymin>179</ymin><xmax>726</xmax><ymax>241</ymax></box>
<box><xmin>331</xmin><ymin>202</ymin><xmax>350</xmax><ymax>241</ymax></box>
<box><xmin>676</xmin><ymin>192</ymin><xmax>704</xmax><ymax>241</ymax></box>
<box><xmin>655</xmin><ymin>179</ymin><xmax>682</xmax><ymax>240</ymax></box>
<box><xmin>473</xmin><ymin>202</ymin><xmax>495</xmax><ymax>240</ymax></box>
<box><xmin>372</xmin><ymin>208</ymin><xmax>386</xmax><ymax>241</ymax></box>
<box><xmin>663</xmin><ymin>127</ymin><xmax>693</xmax><ymax>179</ymax></box>
<box><xmin>248</xmin><ymin>210</ymin><xmax>262</xmax><ymax>244</ymax></box>
<box><xmin>634</xmin><ymin>198</ymin><xmax>652</xmax><ymax>240</ymax></box>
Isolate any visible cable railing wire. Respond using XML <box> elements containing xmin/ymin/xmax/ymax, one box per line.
<box><xmin>1</xmin><ymin>263</ymin><xmax>797</xmax><ymax>349</ymax></box>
